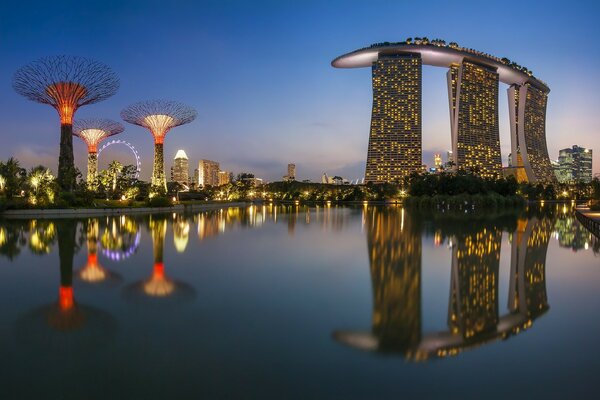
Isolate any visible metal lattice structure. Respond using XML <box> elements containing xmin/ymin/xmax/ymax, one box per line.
<box><xmin>98</xmin><ymin>140</ymin><xmax>142</xmax><ymax>179</ymax></box>
<box><xmin>13</xmin><ymin>56</ymin><xmax>119</xmax><ymax>191</ymax></box>
<box><xmin>73</xmin><ymin>119</ymin><xmax>124</xmax><ymax>190</ymax></box>
<box><xmin>121</xmin><ymin>100</ymin><xmax>196</xmax><ymax>193</ymax></box>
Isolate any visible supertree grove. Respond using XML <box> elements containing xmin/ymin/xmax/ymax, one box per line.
<box><xmin>121</xmin><ymin>100</ymin><xmax>196</xmax><ymax>194</ymax></box>
<box><xmin>13</xmin><ymin>56</ymin><xmax>119</xmax><ymax>191</ymax></box>
<box><xmin>73</xmin><ymin>119</ymin><xmax>124</xmax><ymax>190</ymax></box>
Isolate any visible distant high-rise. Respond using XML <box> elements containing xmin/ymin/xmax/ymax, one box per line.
<box><xmin>557</xmin><ymin>146</ymin><xmax>593</xmax><ymax>183</ymax></box>
<box><xmin>365</xmin><ymin>53</ymin><xmax>422</xmax><ymax>183</ymax></box>
<box><xmin>218</xmin><ymin>170</ymin><xmax>231</xmax><ymax>186</ymax></box>
<box><xmin>434</xmin><ymin>154</ymin><xmax>442</xmax><ymax>169</ymax></box>
<box><xmin>171</xmin><ymin>149</ymin><xmax>189</xmax><ymax>186</ymax></box>
<box><xmin>198</xmin><ymin>159</ymin><xmax>220</xmax><ymax>187</ymax></box>
<box><xmin>284</xmin><ymin>163</ymin><xmax>296</xmax><ymax>181</ymax></box>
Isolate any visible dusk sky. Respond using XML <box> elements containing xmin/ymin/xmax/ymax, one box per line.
<box><xmin>0</xmin><ymin>0</ymin><xmax>598</xmax><ymax>182</ymax></box>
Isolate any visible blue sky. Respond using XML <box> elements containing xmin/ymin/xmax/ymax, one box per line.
<box><xmin>0</xmin><ymin>0</ymin><xmax>598</xmax><ymax>181</ymax></box>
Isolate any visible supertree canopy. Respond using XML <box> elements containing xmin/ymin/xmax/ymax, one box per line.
<box><xmin>73</xmin><ymin>119</ymin><xmax>124</xmax><ymax>190</ymax></box>
<box><xmin>121</xmin><ymin>100</ymin><xmax>196</xmax><ymax>193</ymax></box>
<box><xmin>13</xmin><ymin>56</ymin><xmax>119</xmax><ymax>192</ymax></box>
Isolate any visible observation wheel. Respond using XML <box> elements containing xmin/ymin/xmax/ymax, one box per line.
<box><xmin>98</xmin><ymin>139</ymin><xmax>142</xmax><ymax>178</ymax></box>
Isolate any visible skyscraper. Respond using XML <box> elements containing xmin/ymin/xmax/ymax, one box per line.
<box><xmin>557</xmin><ymin>146</ymin><xmax>593</xmax><ymax>183</ymax></box>
<box><xmin>365</xmin><ymin>53</ymin><xmax>422</xmax><ymax>183</ymax></box>
<box><xmin>171</xmin><ymin>149</ymin><xmax>189</xmax><ymax>186</ymax></box>
<box><xmin>198</xmin><ymin>159</ymin><xmax>220</xmax><ymax>187</ymax></box>
<box><xmin>508</xmin><ymin>83</ymin><xmax>555</xmax><ymax>183</ymax></box>
<box><xmin>333</xmin><ymin>40</ymin><xmax>553</xmax><ymax>184</ymax></box>
<box><xmin>448</xmin><ymin>60</ymin><xmax>501</xmax><ymax>178</ymax></box>
<box><xmin>283</xmin><ymin>163</ymin><xmax>296</xmax><ymax>181</ymax></box>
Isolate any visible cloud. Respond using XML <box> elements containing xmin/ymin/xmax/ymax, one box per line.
<box><xmin>12</xmin><ymin>145</ymin><xmax>59</xmax><ymax>173</ymax></box>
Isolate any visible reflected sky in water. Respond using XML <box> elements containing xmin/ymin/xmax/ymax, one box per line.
<box><xmin>0</xmin><ymin>204</ymin><xmax>598</xmax><ymax>399</ymax></box>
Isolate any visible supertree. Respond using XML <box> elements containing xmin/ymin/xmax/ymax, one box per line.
<box><xmin>73</xmin><ymin>119</ymin><xmax>124</xmax><ymax>190</ymax></box>
<box><xmin>121</xmin><ymin>100</ymin><xmax>196</xmax><ymax>194</ymax></box>
<box><xmin>13</xmin><ymin>56</ymin><xmax>119</xmax><ymax>192</ymax></box>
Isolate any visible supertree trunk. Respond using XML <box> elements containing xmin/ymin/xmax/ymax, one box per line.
<box><xmin>152</xmin><ymin>142</ymin><xmax>167</xmax><ymax>193</ymax></box>
<box><xmin>87</xmin><ymin>152</ymin><xmax>98</xmax><ymax>191</ymax></box>
<box><xmin>58</xmin><ymin>123</ymin><xmax>76</xmax><ymax>192</ymax></box>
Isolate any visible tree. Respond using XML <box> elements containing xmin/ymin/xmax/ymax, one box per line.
<box><xmin>27</xmin><ymin>166</ymin><xmax>57</xmax><ymax>206</ymax></box>
<box><xmin>0</xmin><ymin>158</ymin><xmax>26</xmax><ymax>199</ymax></box>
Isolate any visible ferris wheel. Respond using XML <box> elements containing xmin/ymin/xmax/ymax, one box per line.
<box><xmin>97</xmin><ymin>139</ymin><xmax>142</xmax><ymax>178</ymax></box>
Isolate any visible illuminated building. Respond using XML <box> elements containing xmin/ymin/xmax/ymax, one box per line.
<box><xmin>332</xmin><ymin>40</ymin><xmax>552</xmax><ymax>183</ymax></box>
<box><xmin>13</xmin><ymin>56</ymin><xmax>119</xmax><ymax>191</ymax></box>
<box><xmin>508</xmin><ymin>83</ymin><xmax>555</xmax><ymax>183</ymax></box>
<box><xmin>434</xmin><ymin>153</ymin><xmax>442</xmax><ymax>169</ymax></box>
<box><xmin>171</xmin><ymin>149</ymin><xmax>189</xmax><ymax>187</ymax></box>
<box><xmin>218</xmin><ymin>170</ymin><xmax>231</xmax><ymax>186</ymax></box>
<box><xmin>73</xmin><ymin>119</ymin><xmax>124</xmax><ymax>190</ymax></box>
<box><xmin>283</xmin><ymin>163</ymin><xmax>296</xmax><ymax>181</ymax></box>
<box><xmin>557</xmin><ymin>145</ymin><xmax>593</xmax><ymax>183</ymax></box>
<box><xmin>198</xmin><ymin>159</ymin><xmax>220</xmax><ymax>187</ymax></box>
<box><xmin>449</xmin><ymin>61</ymin><xmax>501</xmax><ymax>177</ymax></box>
<box><xmin>121</xmin><ymin>100</ymin><xmax>197</xmax><ymax>193</ymax></box>
<box><xmin>363</xmin><ymin>53</ymin><xmax>422</xmax><ymax>183</ymax></box>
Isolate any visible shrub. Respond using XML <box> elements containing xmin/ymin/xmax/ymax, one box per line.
<box><xmin>146</xmin><ymin>196</ymin><xmax>172</xmax><ymax>207</ymax></box>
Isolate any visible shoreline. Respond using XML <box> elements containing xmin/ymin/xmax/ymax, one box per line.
<box><xmin>0</xmin><ymin>201</ymin><xmax>250</xmax><ymax>219</ymax></box>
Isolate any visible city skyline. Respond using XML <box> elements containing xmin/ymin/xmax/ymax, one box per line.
<box><xmin>0</xmin><ymin>0</ymin><xmax>599</xmax><ymax>182</ymax></box>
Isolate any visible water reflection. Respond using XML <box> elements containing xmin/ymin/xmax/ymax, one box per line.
<box><xmin>15</xmin><ymin>219</ymin><xmax>117</xmax><ymax>351</ymax></box>
<box><xmin>123</xmin><ymin>215</ymin><xmax>195</xmax><ymax>303</ymax></box>
<box><xmin>334</xmin><ymin>208</ymin><xmax>553</xmax><ymax>361</ymax></box>
<box><xmin>0</xmin><ymin>204</ymin><xmax>595</xmax><ymax>362</ymax></box>
<box><xmin>76</xmin><ymin>219</ymin><xmax>122</xmax><ymax>285</ymax></box>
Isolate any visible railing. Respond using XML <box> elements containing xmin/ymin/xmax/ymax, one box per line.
<box><xmin>576</xmin><ymin>210</ymin><xmax>600</xmax><ymax>240</ymax></box>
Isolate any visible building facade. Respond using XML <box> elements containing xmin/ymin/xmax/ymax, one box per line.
<box><xmin>218</xmin><ymin>170</ymin><xmax>231</xmax><ymax>186</ymax></box>
<box><xmin>171</xmin><ymin>150</ymin><xmax>189</xmax><ymax>186</ymax></box>
<box><xmin>197</xmin><ymin>159</ymin><xmax>220</xmax><ymax>187</ymax></box>
<box><xmin>448</xmin><ymin>60</ymin><xmax>502</xmax><ymax>178</ymax></box>
<box><xmin>365</xmin><ymin>53</ymin><xmax>422</xmax><ymax>183</ymax></box>
<box><xmin>333</xmin><ymin>41</ymin><xmax>554</xmax><ymax>184</ymax></box>
<box><xmin>557</xmin><ymin>145</ymin><xmax>593</xmax><ymax>183</ymax></box>
<box><xmin>508</xmin><ymin>83</ymin><xmax>555</xmax><ymax>183</ymax></box>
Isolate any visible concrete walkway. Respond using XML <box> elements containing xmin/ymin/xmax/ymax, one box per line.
<box><xmin>0</xmin><ymin>201</ymin><xmax>250</xmax><ymax>219</ymax></box>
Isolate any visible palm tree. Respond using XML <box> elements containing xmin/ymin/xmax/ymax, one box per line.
<box><xmin>0</xmin><ymin>158</ymin><xmax>26</xmax><ymax>198</ymax></box>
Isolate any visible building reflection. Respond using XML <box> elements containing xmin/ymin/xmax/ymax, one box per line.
<box><xmin>554</xmin><ymin>212</ymin><xmax>595</xmax><ymax>252</ymax></box>
<box><xmin>334</xmin><ymin>207</ymin><xmax>552</xmax><ymax>361</ymax></box>
<box><xmin>193</xmin><ymin>204</ymin><xmax>352</xmax><ymax>242</ymax></box>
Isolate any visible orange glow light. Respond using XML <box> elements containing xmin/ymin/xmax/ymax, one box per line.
<box><xmin>59</xmin><ymin>286</ymin><xmax>74</xmax><ymax>310</ymax></box>
<box><xmin>45</xmin><ymin>81</ymin><xmax>87</xmax><ymax>124</ymax></box>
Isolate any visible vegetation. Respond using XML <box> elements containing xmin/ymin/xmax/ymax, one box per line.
<box><xmin>1</xmin><ymin>157</ymin><xmax>598</xmax><ymax>211</ymax></box>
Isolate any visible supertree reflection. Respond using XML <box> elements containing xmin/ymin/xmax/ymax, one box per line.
<box><xmin>124</xmin><ymin>215</ymin><xmax>195</xmax><ymax>303</ymax></box>
<box><xmin>76</xmin><ymin>219</ymin><xmax>121</xmax><ymax>285</ymax></box>
<box><xmin>16</xmin><ymin>219</ymin><xmax>117</xmax><ymax>350</ymax></box>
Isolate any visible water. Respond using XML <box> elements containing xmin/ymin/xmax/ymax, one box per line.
<box><xmin>0</xmin><ymin>205</ymin><xmax>598</xmax><ymax>399</ymax></box>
